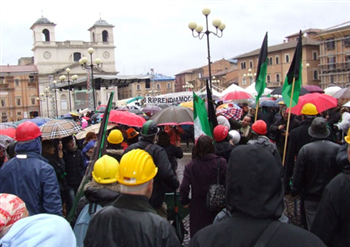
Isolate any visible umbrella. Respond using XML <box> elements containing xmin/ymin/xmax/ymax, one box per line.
<box><xmin>142</xmin><ymin>105</ymin><xmax>162</xmax><ymax>115</ymax></box>
<box><xmin>0</xmin><ymin>128</ymin><xmax>16</xmax><ymax>138</ymax></box>
<box><xmin>28</xmin><ymin>117</ymin><xmax>52</xmax><ymax>126</ymax></box>
<box><xmin>259</xmin><ymin>100</ymin><xmax>278</xmax><ymax>108</ymax></box>
<box><xmin>106</xmin><ymin>110</ymin><xmax>146</xmax><ymax>127</ymax></box>
<box><xmin>82</xmin><ymin>116</ymin><xmax>90</xmax><ymax>120</ymax></box>
<box><xmin>0</xmin><ymin>123</ymin><xmax>17</xmax><ymax>129</ymax></box>
<box><xmin>216</xmin><ymin>107</ymin><xmax>243</xmax><ymax>121</ymax></box>
<box><xmin>75</xmin><ymin>123</ymin><xmax>118</xmax><ymax>140</ymax></box>
<box><xmin>220</xmin><ymin>91</ymin><xmax>253</xmax><ymax>101</ymax></box>
<box><xmin>69</xmin><ymin>111</ymin><xmax>80</xmax><ymax>117</ymax></box>
<box><xmin>289</xmin><ymin>93</ymin><xmax>338</xmax><ymax>115</ymax></box>
<box><xmin>303</xmin><ymin>85</ymin><xmax>324</xmax><ymax>94</ymax></box>
<box><xmin>150</xmin><ymin>106</ymin><xmax>193</xmax><ymax>126</ymax></box>
<box><xmin>0</xmin><ymin>135</ymin><xmax>14</xmax><ymax>149</ymax></box>
<box><xmin>270</xmin><ymin>86</ymin><xmax>309</xmax><ymax>96</ymax></box>
<box><xmin>332</xmin><ymin>87</ymin><xmax>350</xmax><ymax>100</ymax></box>
<box><xmin>97</xmin><ymin>104</ymin><xmax>107</xmax><ymax>110</ymax></box>
<box><xmin>179</xmin><ymin>101</ymin><xmax>193</xmax><ymax>109</ymax></box>
<box><xmin>40</xmin><ymin>119</ymin><xmax>82</xmax><ymax>140</ymax></box>
<box><xmin>324</xmin><ymin>86</ymin><xmax>342</xmax><ymax>96</ymax></box>
<box><xmin>216</xmin><ymin>103</ymin><xmax>240</xmax><ymax>110</ymax></box>
<box><xmin>98</xmin><ymin>106</ymin><xmax>106</xmax><ymax>113</ymax></box>
<box><xmin>157</xmin><ymin>103</ymin><xmax>170</xmax><ymax>109</ymax></box>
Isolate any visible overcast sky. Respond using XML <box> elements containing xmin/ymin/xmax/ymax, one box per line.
<box><xmin>1</xmin><ymin>0</ymin><xmax>349</xmax><ymax>77</ymax></box>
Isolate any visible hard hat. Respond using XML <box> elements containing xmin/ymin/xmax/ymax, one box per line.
<box><xmin>140</xmin><ymin>120</ymin><xmax>159</xmax><ymax>137</ymax></box>
<box><xmin>126</xmin><ymin>128</ymin><xmax>139</xmax><ymax>139</ymax></box>
<box><xmin>118</xmin><ymin>149</ymin><xmax>158</xmax><ymax>185</ymax></box>
<box><xmin>92</xmin><ymin>155</ymin><xmax>119</xmax><ymax>184</ymax></box>
<box><xmin>229</xmin><ymin>130</ymin><xmax>241</xmax><ymax>144</ymax></box>
<box><xmin>107</xmin><ymin>129</ymin><xmax>124</xmax><ymax>144</ymax></box>
<box><xmin>15</xmin><ymin>121</ymin><xmax>41</xmax><ymax>142</ymax></box>
<box><xmin>213</xmin><ymin>125</ymin><xmax>229</xmax><ymax>142</ymax></box>
<box><xmin>252</xmin><ymin>120</ymin><xmax>267</xmax><ymax>135</ymax></box>
<box><xmin>345</xmin><ymin>128</ymin><xmax>350</xmax><ymax>144</ymax></box>
<box><xmin>301</xmin><ymin>103</ymin><xmax>318</xmax><ymax>115</ymax></box>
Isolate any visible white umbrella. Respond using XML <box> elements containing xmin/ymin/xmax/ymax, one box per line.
<box><xmin>221</xmin><ymin>83</ymin><xmax>248</xmax><ymax>96</ymax></box>
<box><xmin>245</xmin><ymin>82</ymin><xmax>273</xmax><ymax>97</ymax></box>
<box><xmin>324</xmin><ymin>86</ymin><xmax>342</xmax><ymax>96</ymax></box>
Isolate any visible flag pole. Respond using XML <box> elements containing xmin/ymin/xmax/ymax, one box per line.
<box><xmin>255</xmin><ymin>99</ymin><xmax>259</xmax><ymax>122</ymax></box>
<box><xmin>282</xmin><ymin>78</ymin><xmax>296</xmax><ymax>166</ymax></box>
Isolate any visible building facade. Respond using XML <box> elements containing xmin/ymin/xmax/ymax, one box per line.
<box><xmin>0</xmin><ymin>65</ymin><xmax>39</xmax><ymax>122</ymax></box>
<box><xmin>315</xmin><ymin>23</ymin><xmax>350</xmax><ymax>88</ymax></box>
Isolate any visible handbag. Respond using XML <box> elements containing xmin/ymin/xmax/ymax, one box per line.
<box><xmin>206</xmin><ymin>158</ymin><xmax>226</xmax><ymax>212</ymax></box>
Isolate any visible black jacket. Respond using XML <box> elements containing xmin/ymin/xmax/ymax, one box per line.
<box><xmin>189</xmin><ymin>145</ymin><xmax>325</xmax><ymax>247</ymax></box>
<box><xmin>124</xmin><ymin>139</ymin><xmax>179</xmax><ymax>209</ymax></box>
<box><xmin>214</xmin><ymin>141</ymin><xmax>234</xmax><ymax>162</ymax></box>
<box><xmin>291</xmin><ymin>139</ymin><xmax>341</xmax><ymax>200</ymax></box>
<box><xmin>84</xmin><ymin>194</ymin><xmax>180</xmax><ymax>247</ymax></box>
<box><xmin>311</xmin><ymin>173</ymin><xmax>350</xmax><ymax>247</ymax></box>
<box><xmin>269</xmin><ymin>115</ymin><xmax>300</xmax><ymax>147</ymax></box>
<box><xmin>160</xmin><ymin>144</ymin><xmax>183</xmax><ymax>173</ymax></box>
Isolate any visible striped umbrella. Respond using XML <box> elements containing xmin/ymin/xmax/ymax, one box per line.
<box><xmin>40</xmin><ymin>119</ymin><xmax>82</xmax><ymax>140</ymax></box>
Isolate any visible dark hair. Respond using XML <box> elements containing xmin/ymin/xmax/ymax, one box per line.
<box><xmin>85</xmin><ymin>132</ymin><xmax>97</xmax><ymax>142</ymax></box>
<box><xmin>193</xmin><ymin>135</ymin><xmax>214</xmax><ymax>159</ymax></box>
<box><xmin>42</xmin><ymin>140</ymin><xmax>54</xmax><ymax>154</ymax></box>
<box><xmin>157</xmin><ymin>131</ymin><xmax>170</xmax><ymax>147</ymax></box>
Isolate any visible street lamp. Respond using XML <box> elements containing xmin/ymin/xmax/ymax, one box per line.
<box><xmin>188</xmin><ymin>8</ymin><xmax>225</xmax><ymax>89</ymax></box>
<box><xmin>52</xmin><ymin>80</ymin><xmax>58</xmax><ymax>118</ymax></box>
<box><xmin>243</xmin><ymin>69</ymin><xmax>256</xmax><ymax>85</ymax></box>
<box><xmin>59</xmin><ymin>68</ymin><xmax>78</xmax><ymax>112</ymax></box>
<box><xmin>36</xmin><ymin>97</ymin><xmax>41</xmax><ymax>117</ymax></box>
<box><xmin>182</xmin><ymin>82</ymin><xmax>194</xmax><ymax>91</ymax></box>
<box><xmin>40</xmin><ymin>87</ymin><xmax>52</xmax><ymax>117</ymax></box>
<box><xmin>79</xmin><ymin>47</ymin><xmax>103</xmax><ymax>111</ymax></box>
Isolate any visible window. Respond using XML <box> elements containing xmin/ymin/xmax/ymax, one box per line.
<box><xmin>145</xmin><ymin>79</ymin><xmax>150</xmax><ymax>89</ymax></box>
<box><xmin>313</xmin><ymin>51</ymin><xmax>318</xmax><ymax>60</ymax></box>
<box><xmin>346</xmin><ymin>54</ymin><xmax>350</xmax><ymax>67</ymax></box>
<box><xmin>326</xmin><ymin>38</ymin><xmax>335</xmax><ymax>50</ymax></box>
<box><xmin>92</xmin><ymin>32</ymin><xmax>96</xmax><ymax>43</ymax></box>
<box><xmin>102</xmin><ymin>30</ymin><xmax>109</xmax><ymax>42</ymax></box>
<box><xmin>276</xmin><ymin>74</ymin><xmax>280</xmax><ymax>83</ymax></box>
<box><xmin>17</xmin><ymin>112</ymin><xmax>21</xmax><ymax>116</ymax></box>
<box><xmin>275</xmin><ymin>56</ymin><xmax>279</xmax><ymax>65</ymax></box>
<box><xmin>31</xmin><ymin>98</ymin><xmax>36</xmax><ymax>105</ymax></box>
<box><xmin>328</xmin><ymin>56</ymin><xmax>336</xmax><ymax>70</ymax></box>
<box><xmin>15</xmin><ymin>79</ymin><xmax>20</xmax><ymax>86</ymax></box>
<box><xmin>242</xmin><ymin>77</ymin><xmax>246</xmax><ymax>86</ymax></box>
<box><xmin>136</xmin><ymin>84</ymin><xmax>141</xmax><ymax>91</ymax></box>
<box><xmin>167</xmin><ymin>83</ymin><xmax>171</xmax><ymax>89</ymax></box>
<box><xmin>42</xmin><ymin>29</ymin><xmax>50</xmax><ymax>41</ymax></box>
<box><xmin>330</xmin><ymin>75</ymin><xmax>334</xmax><ymax>84</ymax></box>
<box><xmin>73</xmin><ymin>52</ymin><xmax>81</xmax><ymax>62</ymax></box>
<box><xmin>267</xmin><ymin>75</ymin><xmax>271</xmax><ymax>83</ymax></box>
<box><xmin>0</xmin><ymin>99</ymin><xmax>5</xmax><ymax>107</ymax></box>
<box><xmin>285</xmin><ymin>54</ymin><xmax>290</xmax><ymax>63</ymax></box>
<box><xmin>16</xmin><ymin>98</ymin><xmax>21</xmax><ymax>106</ymax></box>
<box><xmin>269</xmin><ymin>57</ymin><xmax>273</xmax><ymax>65</ymax></box>
<box><xmin>249</xmin><ymin>60</ymin><xmax>253</xmax><ymax>68</ymax></box>
<box><xmin>313</xmin><ymin>71</ymin><xmax>318</xmax><ymax>80</ymax></box>
<box><xmin>344</xmin><ymin>35</ymin><xmax>350</xmax><ymax>47</ymax></box>
<box><xmin>156</xmin><ymin>83</ymin><xmax>161</xmax><ymax>90</ymax></box>
<box><xmin>0</xmin><ymin>77</ymin><xmax>4</xmax><ymax>84</ymax></box>
<box><xmin>240</xmin><ymin>62</ymin><xmax>246</xmax><ymax>69</ymax></box>
<box><xmin>198</xmin><ymin>72</ymin><xmax>202</xmax><ymax>78</ymax></box>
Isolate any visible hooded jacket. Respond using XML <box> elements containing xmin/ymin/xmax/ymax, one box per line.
<box><xmin>0</xmin><ymin>137</ymin><xmax>62</xmax><ymax>216</ymax></box>
<box><xmin>189</xmin><ymin>145</ymin><xmax>325</xmax><ymax>247</ymax></box>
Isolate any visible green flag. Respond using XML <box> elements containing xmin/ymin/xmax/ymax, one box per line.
<box><xmin>255</xmin><ymin>32</ymin><xmax>268</xmax><ymax>100</ymax></box>
<box><xmin>193</xmin><ymin>92</ymin><xmax>212</xmax><ymax>139</ymax></box>
<box><xmin>282</xmin><ymin>30</ymin><xmax>303</xmax><ymax>108</ymax></box>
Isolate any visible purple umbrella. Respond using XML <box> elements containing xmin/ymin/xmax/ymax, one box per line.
<box><xmin>303</xmin><ymin>85</ymin><xmax>324</xmax><ymax>94</ymax></box>
<box><xmin>142</xmin><ymin>105</ymin><xmax>162</xmax><ymax>115</ymax></box>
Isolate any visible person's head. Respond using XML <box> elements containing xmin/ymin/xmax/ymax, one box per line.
<box><xmin>140</xmin><ymin>120</ymin><xmax>159</xmax><ymax>143</ymax></box>
<box><xmin>92</xmin><ymin>155</ymin><xmax>119</xmax><ymax>185</ymax></box>
<box><xmin>241</xmin><ymin>115</ymin><xmax>251</xmax><ymax>128</ymax></box>
<box><xmin>0</xmin><ymin>193</ymin><xmax>28</xmax><ymax>238</ymax></box>
<box><xmin>14</xmin><ymin>121</ymin><xmax>42</xmax><ymax>155</ymax></box>
<box><xmin>226</xmin><ymin>145</ymin><xmax>284</xmax><ymax>219</ymax></box>
<box><xmin>213</xmin><ymin>125</ymin><xmax>229</xmax><ymax>142</ymax></box>
<box><xmin>6</xmin><ymin>141</ymin><xmax>17</xmax><ymax>159</ymax></box>
<box><xmin>252</xmin><ymin>120</ymin><xmax>267</xmax><ymax>136</ymax></box>
<box><xmin>126</xmin><ymin>128</ymin><xmax>139</xmax><ymax>141</ymax></box>
<box><xmin>118</xmin><ymin>149</ymin><xmax>158</xmax><ymax>198</ymax></box>
<box><xmin>301</xmin><ymin>103</ymin><xmax>318</xmax><ymax>120</ymax></box>
<box><xmin>41</xmin><ymin>140</ymin><xmax>55</xmax><ymax>156</ymax></box>
<box><xmin>193</xmin><ymin>135</ymin><xmax>214</xmax><ymax>159</ymax></box>
<box><xmin>229</xmin><ymin>130</ymin><xmax>241</xmax><ymax>145</ymax></box>
<box><xmin>157</xmin><ymin>131</ymin><xmax>170</xmax><ymax>147</ymax></box>
<box><xmin>83</xmin><ymin>140</ymin><xmax>96</xmax><ymax>159</ymax></box>
<box><xmin>107</xmin><ymin>130</ymin><xmax>124</xmax><ymax>145</ymax></box>
<box><xmin>85</xmin><ymin>132</ymin><xmax>97</xmax><ymax>143</ymax></box>
<box><xmin>217</xmin><ymin>116</ymin><xmax>230</xmax><ymax>129</ymax></box>
<box><xmin>308</xmin><ymin>117</ymin><xmax>330</xmax><ymax>140</ymax></box>
<box><xmin>281</xmin><ymin>106</ymin><xmax>288</xmax><ymax>120</ymax></box>
<box><xmin>62</xmin><ymin>136</ymin><xmax>76</xmax><ymax>151</ymax></box>
<box><xmin>242</xmin><ymin>102</ymin><xmax>249</xmax><ymax>113</ymax></box>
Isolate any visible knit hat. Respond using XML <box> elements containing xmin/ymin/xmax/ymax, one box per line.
<box><xmin>0</xmin><ymin>194</ymin><xmax>27</xmax><ymax>234</ymax></box>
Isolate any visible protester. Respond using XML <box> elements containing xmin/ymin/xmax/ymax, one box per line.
<box><xmin>213</xmin><ymin>125</ymin><xmax>234</xmax><ymax>162</ymax></box>
<box><xmin>0</xmin><ymin>121</ymin><xmax>62</xmax><ymax>216</ymax></box>
<box><xmin>164</xmin><ymin>125</ymin><xmax>184</xmax><ymax>147</ymax></box>
<box><xmin>124</xmin><ymin>120</ymin><xmax>179</xmax><ymax>218</ymax></box>
<box><xmin>291</xmin><ymin>117</ymin><xmax>341</xmax><ymax>229</ymax></box>
<box><xmin>239</xmin><ymin>102</ymin><xmax>249</xmax><ymax>120</ymax></box>
<box><xmin>180</xmin><ymin>135</ymin><xmax>227</xmax><ymax>238</ymax></box>
<box><xmin>84</xmin><ymin>149</ymin><xmax>180</xmax><ymax>247</ymax></box>
<box><xmin>0</xmin><ymin>144</ymin><xmax>8</xmax><ymax>169</ymax></box>
<box><xmin>0</xmin><ymin>194</ymin><xmax>28</xmax><ymax>238</ymax></box>
<box><xmin>126</xmin><ymin>127</ymin><xmax>139</xmax><ymax>146</ymax></box>
<box><xmin>189</xmin><ymin>145</ymin><xmax>325</xmax><ymax>247</ymax></box>
<box><xmin>82</xmin><ymin>132</ymin><xmax>97</xmax><ymax>148</ymax></box>
<box><xmin>228</xmin><ymin>130</ymin><xmax>241</xmax><ymax>145</ymax></box>
<box><xmin>82</xmin><ymin>140</ymin><xmax>96</xmax><ymax>170</ymax></box>
<box><xmin>105</xmin><ymin>129</ymin><xmax>124</xmax><ymax>162</ymax></box>
<box><xmin>239</xmin><ymin>115</ymin><xmax>252</xmax><ymax>144</ymax></box>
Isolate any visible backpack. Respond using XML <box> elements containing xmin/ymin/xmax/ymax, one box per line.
<box><xmin>73</xmin><ymin>203</ymin><xmax>103</xmax><ymax>247</ymax></box>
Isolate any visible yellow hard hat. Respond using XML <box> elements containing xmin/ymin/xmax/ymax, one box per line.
<box><xmin>118</xmin><ymin>149</ymin><xmax>158</xmax><ymax>185</ymax></box>
<box><xmin>301</xmin><ymin>103</ymin><xmax>318</xmax><ymax>115</ymax></box>
<box><xmin>107</xmin><ymin>129</ymin><xmax>124</xmax><ymax>144</ymax></box>
<box><xmin>92</xmin><ymin>155</ymin><xmax>119</xmax><ymax>184</ymax></box>
<box><xmin>345</xmin><ymin>129</ymin><xmax>350</xmax><ymax>144</ymax></box>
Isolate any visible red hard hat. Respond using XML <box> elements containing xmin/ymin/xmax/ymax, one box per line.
<box><xmin>252</xmin><ymin>120</ymin><xmax>267</xmax><ymax>135</ymax></box>
<box><xmin>213</xmin><ymin>125</ymin><xmax>229</xmax><ymax>142</ymax></box>
<box><xmin>15</xmin><ymin>121</ymin><xmax>41</xmax><ymax>141</ymax></box>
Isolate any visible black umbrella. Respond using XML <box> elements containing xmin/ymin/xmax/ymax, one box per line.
<box><xmin>271</xmin><ymin>86</ymin><xmax>309</xmax><ymax>96</ymax></box>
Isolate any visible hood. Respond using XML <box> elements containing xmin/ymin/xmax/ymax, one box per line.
<box><xmin>84</xmin><ymin>180</ymin><xmax>120</xmax><ymax>203</ymax></box>
<box><xmin>0</xmin><ymin>214</ymin><xmax>76</xmax><ymax>247</ymax></box>
<box><xmin>14</xmin><ymin>137</ymin><xmax>42</xmax><ymax>155</ymax></box>
<box><xmin>82</xmin><ymin>140</ymin><xmax>96</xmax><ymax>154</ymax></box>
<box><xmin>227</xmin><ymin>145</ymin><xmax>284</xmax><ymax>219</ymax></box>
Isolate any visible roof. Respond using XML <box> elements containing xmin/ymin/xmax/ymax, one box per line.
<box><xmin>285</xmin><ymin>28</ymin><xmax>324</xmax><ymax>39</ymax></box>
<box><xmin>316</xmin><ymin>21</ymin><xmax>350</xmax><ymax>39</ymax></box>
<box><xmin>88</xmin><ymin>19</ymin><xmax>114</xmax><ymax>30</ymax></box>
<box><xmin>234</xmin><ymin>37</ymin><xmax>319</xmax><ymax>59</ymax></box>
<box><xmin>30</xmin><ymin>17</ymin><xmax>55</xmax><ymax>29</ymax></box>
<box><xmin>175</xmin><ymin>67</ymin><xmax>201</xmax><ymax>76</ymax></box>
<box><xmin>0</xmin><ymin>65</ymin><xmax>38</xmax><ymax>74</ymax></box>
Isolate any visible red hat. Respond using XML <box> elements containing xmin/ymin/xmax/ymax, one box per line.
<box><xmin>15</xmin><ymin>121</ymin><xmax>41</xmax><ymax>142</ymax></box>
<box><xmin>213</xmin><ymin>125</ymin><xmax>229</xmax><ymax>142</ymax></box>
<box><xmin>0</xmin><ymin>193</ymin><xmax>27</xmax><ymax>234</ymax></box>
<box><xmin>252</xmin><ymin>120</ymin><xmax>267</xmax><ymax>135</ymax></box>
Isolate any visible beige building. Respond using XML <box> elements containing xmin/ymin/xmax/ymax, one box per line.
<box><xmin>315</xmin><ymin>23</ymin><xmax>350</xmax><ymax>88</ymax></box>
<box><xmin>0</xmin><ymin>65</ymin><xmax>39</xmax><ymax>122</ymax></box>
<box><xmin>235</xmin><ymin>29</ymin><xmax>321</xmax><ymax>89</ymax></box>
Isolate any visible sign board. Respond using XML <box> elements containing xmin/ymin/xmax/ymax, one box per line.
<box><xmin>145</xmin><ymin>92</ymin><xmax>193</xmax><ymax>104</ymax></box>
<box><xmin>61</xmin><ymin>100</ymin><xmax>68</xmax><ymax>110</ymax></box>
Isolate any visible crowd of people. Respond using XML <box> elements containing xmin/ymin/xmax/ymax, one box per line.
<box><xmin>0</xmin><ymin>100</ymin><xmax>349</xmax><ymax>246</ymax></box>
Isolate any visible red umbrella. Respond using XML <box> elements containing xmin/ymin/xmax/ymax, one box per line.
<box><xmin>289</xmin><ymin>93</ymin><xmax>337</xmax><ymax>115</ymax></box>
<box><xmin>0</xmin><ymin>128</ymin><xmax>16</xmax><ymax>139</ymax></box>
<box><xmin>303</xmin><ymin>85</ymin><xmax>324</xmax><ymax>94</ymax></box>
<box><xmin>104</xmin><ymin>110</ymin><xmax>146</xmax><ymax>127</ymax></box>
<box><xmin>220</xmin><ymin>91</ymin><xmax>253</xmax><ymax>101</ymax></box>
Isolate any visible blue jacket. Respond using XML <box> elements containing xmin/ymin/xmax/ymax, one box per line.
<box><xmin>0</xmin><ymin>137</ymin><xmax>62</xmax><ymax>216</ymax></box>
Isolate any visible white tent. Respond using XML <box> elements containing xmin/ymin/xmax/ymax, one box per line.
<box><xmin>324</xmin><ymin>86</ymin><xmax>342</xmax><ymax>96</ymax></box>
<box><xmin>245</xmin><ymin>82</ymin><xmax>273</xmax><ymax>97</ymax></box>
